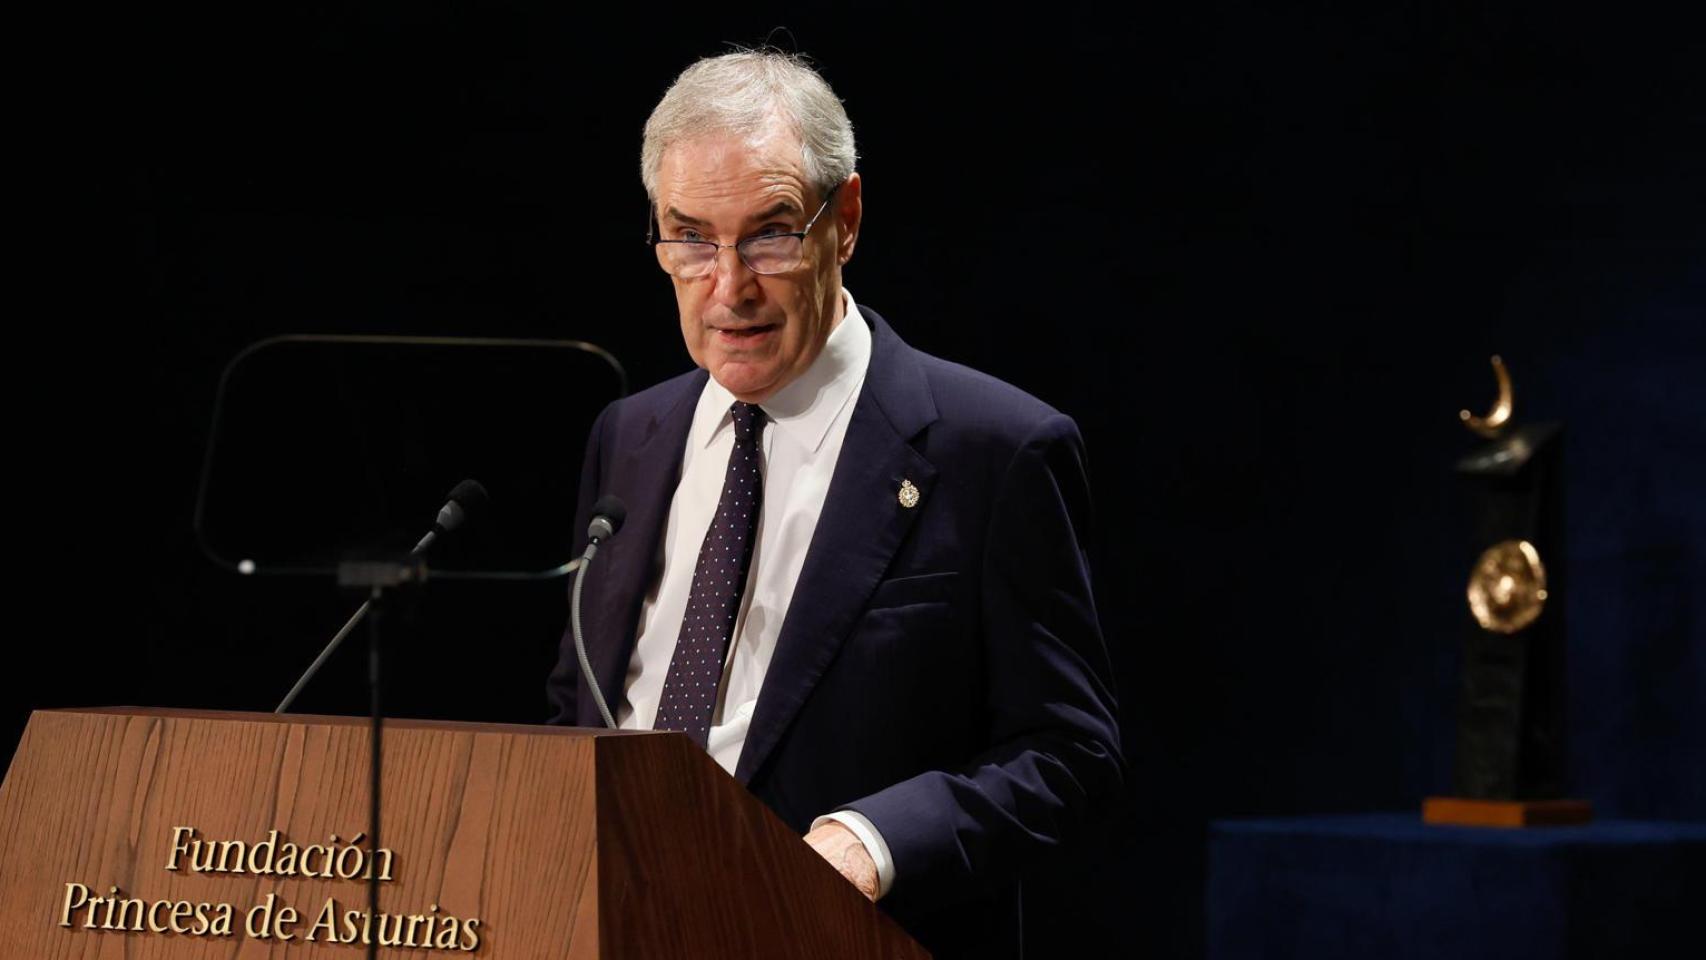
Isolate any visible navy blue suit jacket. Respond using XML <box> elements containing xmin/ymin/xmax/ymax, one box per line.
<box><xmin>546</xmin><ymin>306</ymin><xmax>1121</xmax><ymax>958</ymax></box>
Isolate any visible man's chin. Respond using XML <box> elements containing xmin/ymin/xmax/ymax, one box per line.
<box><xmin>709</xmin><ymin>361</ymin><xmax>780</xmax><ymax>403</ymax></box>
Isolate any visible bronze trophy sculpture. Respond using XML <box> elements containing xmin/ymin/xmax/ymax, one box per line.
<box><xmin>1425</xmin><ymin>357</ymin><xmax>1592</xmax><ymax>826</ymax></box>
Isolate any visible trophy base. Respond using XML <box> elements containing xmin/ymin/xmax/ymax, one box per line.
<box><xmin>1423</xmin><ymin>797</ymin><xmax>1593</xmax><ymax>828</ymax></box>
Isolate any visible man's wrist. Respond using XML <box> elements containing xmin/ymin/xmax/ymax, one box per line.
<box><xmin>811</xmin><ymin>810</ymin><xmax>895</xmax><ymax>900</ymax></box>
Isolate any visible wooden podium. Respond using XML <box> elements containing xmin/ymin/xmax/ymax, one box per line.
<box><xmin>0</xmin><ymin>707</ymin><xmax>929</xmax><ymax>958</ymax></box>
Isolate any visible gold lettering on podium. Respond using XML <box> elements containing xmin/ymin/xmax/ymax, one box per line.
<box><xmin>56</xmin><ymin>826</ymin><xmax>482</xmax><ymax>951</ymax></box>
<box><xmin>159</xmin><ymin>826</ymin><xmax>396</xmax><ymax>880</ymax></box>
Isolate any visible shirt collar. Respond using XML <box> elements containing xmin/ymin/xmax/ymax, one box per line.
<box><xmin>695</xmin><ymin>288</ymin><xmax>872</xmax><ymax>454</ymax></box>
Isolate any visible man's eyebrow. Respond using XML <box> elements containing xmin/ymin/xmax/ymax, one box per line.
<box><xmin>661</xmin><ymin>207</ymin><xmax>707</xmax><ymax>227</ymax></box>
<box><xmin>662</xmin><ymin>201</ymin><xmax>804</xmax><ymax>228</ymax></box>
<box><xmin>749</xmin><ymin>200</ymin><xmax>802</xmax><ymax>223</ymax></box>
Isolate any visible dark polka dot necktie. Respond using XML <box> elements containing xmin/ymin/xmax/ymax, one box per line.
<box><xmin>654</xmin><ymin>401</ymin><xmax>766</xmax><ymax>747</ymax></box>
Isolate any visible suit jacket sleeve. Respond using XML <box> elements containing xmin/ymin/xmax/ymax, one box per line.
<box><xmin>841</xmin><ymin>412</ymin><xmax>1123</xmax><ymax>910</ymax></box>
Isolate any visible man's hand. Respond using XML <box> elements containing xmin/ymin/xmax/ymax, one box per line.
<box><xmin>804</xmin><ymin>821</ymin><xmax>879</xmax><ymax>901</ymax></box>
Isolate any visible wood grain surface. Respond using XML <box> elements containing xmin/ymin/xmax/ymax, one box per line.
<box><xmin>0</xmin><ymin>708</ymin><xmax>927</xmax><ymax>959</ymax></box>
<box><xmin>596</xmin><ymin>732</ymin><xmax>930</xmax><ymax>960</ymax></box>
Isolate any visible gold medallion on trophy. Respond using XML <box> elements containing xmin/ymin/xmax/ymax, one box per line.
<box><xmin>1467</xmin><ymin>539</ymin><xmax>1548</xmax><ymax>635</ymax></box>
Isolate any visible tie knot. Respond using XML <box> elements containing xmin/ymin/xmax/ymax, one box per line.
<box><xmin>730</xmin><ymin>402</ymin><xmax>765</xmax><ymax>444</ymax></box>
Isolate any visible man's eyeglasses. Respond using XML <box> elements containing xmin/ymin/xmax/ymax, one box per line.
<box><xmin>648</xmin><ymin>185</ymin><xmax>840</xmax><ymax>279</ymax></box>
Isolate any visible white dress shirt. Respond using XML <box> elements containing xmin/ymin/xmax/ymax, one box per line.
<box><xmin>617</xmin><ymin>288</ymin><xmax>895</xmax><ymax>896</ymax></box>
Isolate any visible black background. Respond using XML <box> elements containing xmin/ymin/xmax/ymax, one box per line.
<box><xmin>10</xmin><ymin>3</ymin><xmax>1704</xmax><ymax>956</ymax></box>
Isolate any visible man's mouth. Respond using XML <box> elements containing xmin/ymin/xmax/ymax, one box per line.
<box><xmin>715</xmin><ymin>324</ymin><xmax>778</xmax><ymax>341</ymax></box>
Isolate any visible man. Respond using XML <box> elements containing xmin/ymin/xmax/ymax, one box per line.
<box><xmin>546</xmin><ymin>50</ymin><xmax>1121</xmax><ymax>958</ymax></box>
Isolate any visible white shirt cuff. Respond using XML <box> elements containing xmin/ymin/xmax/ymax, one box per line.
<box><xmin>811</xmin><ymin>810</ymin><xmax>895</xmax><ymax>900</ymax></box>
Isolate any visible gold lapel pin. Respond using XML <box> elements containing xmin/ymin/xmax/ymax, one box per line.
<box><xmin>898</xmin><ymin>479</ymin><xmax>920</xmax><ymax>509</ymax></box>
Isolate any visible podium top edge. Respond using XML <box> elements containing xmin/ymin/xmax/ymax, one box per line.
<box><xmin>39</xmin><ymin>706</ymin><xmax>662</xmax><ymax>740</ymax></box>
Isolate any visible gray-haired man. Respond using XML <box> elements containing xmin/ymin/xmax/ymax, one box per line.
<box><xmin>549</xmin><ymin>51</ymin><xmax>1122</xmax><ymax>958</ymax></box>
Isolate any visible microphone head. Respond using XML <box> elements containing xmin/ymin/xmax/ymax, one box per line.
<box><xmin>448</xmin><ymin>478</ymin><xmax>490</xmax><ymax>512</ymax></box>
<box><xmin>435</xmin><ymin>478</ymin><xmax>490</xmax><ymax>534</ymax></box>
<box><xmin>588</xmin><ymin>495</ymin><xmax>627</xmax><ymax>542</ymax></box>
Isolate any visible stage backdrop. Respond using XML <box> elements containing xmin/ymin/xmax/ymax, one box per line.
<box><xmin>9</xmin><ymin>4</ymin><xmax>1702</xmax><ymax>957</ymax></box>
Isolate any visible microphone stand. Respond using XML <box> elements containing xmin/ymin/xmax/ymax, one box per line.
<box><xmin>274</xmin><ymin>526</ymin><xmax>439</xmax><ymax>714</ymax></box>
<box><xmin>335</xmin><ymin>555</ymin><xmax>426</xmax><ymax>960</ymax></box>
<box><xmin>269</xmin><ymin>481</ymin><xmax>478</xmax><ymax>958</ymax></box>
<box><xmin>366</xmin><ymin>584</ymin><xmax>383</xmax><ymax>960</ymax></box>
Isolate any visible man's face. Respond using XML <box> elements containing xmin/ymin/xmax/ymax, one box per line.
<box><xmin>653</xmin><ymin>130</ymin><xmax>861</xmax><ymax>402</ymax></box>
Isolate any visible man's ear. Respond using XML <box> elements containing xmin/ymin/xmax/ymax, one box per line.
<box><xmin>835</xmin><ymin>173</ymin><xmax>863</xmax><ymax>265</ymax></box>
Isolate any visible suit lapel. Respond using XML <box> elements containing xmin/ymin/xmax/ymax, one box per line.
<box><xmin>735</xmin><ymin>309</ymin><xmax>939</xmax><ymax>784</ymax></box>
<box><xmin>581</xmin><ymin>372</ymin><xmax>704</xmax><ymax>725</ymax></box>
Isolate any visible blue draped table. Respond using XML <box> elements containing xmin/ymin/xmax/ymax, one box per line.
<box><xmin>1207</xmin><ymin>813</ymin><xmax>1706</xmax><ymax>959</ymax></box>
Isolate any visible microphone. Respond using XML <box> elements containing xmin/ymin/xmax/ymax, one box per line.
<box><xmin>586</xmin><ymin>495</ymin><xmax>626</xmax><ymax>545</ymax></box>
<box><xmin>412</xmin><ymin>478</ymin><xmax>490</xmax><ymax>555</ymax></box>
<box><xmin>275</xmin><ymin>479</ymin><xmax>489</xmax><ymax>713</ymax></box>
<box><xmin>573</xmin><ymin>495</ymin><xmax>627</xmax><ymax>729</ymax></box>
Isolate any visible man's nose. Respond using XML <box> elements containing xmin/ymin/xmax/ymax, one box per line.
<box><xmin>709</xmin><ymin>245</ymin><xmax>757</xmax><ymax>307</ymax></box>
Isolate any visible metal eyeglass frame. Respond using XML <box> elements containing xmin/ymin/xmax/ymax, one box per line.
<box><xmin>647</xmin><ymin>184</ymin><xmax>841</xmax><ymax>278</ymax></box>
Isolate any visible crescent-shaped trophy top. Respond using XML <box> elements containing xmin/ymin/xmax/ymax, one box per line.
<box><xmin>1460</xmin><ymin>354</ymin><xmax>1514</xmax><ymax>438</ymax></box>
